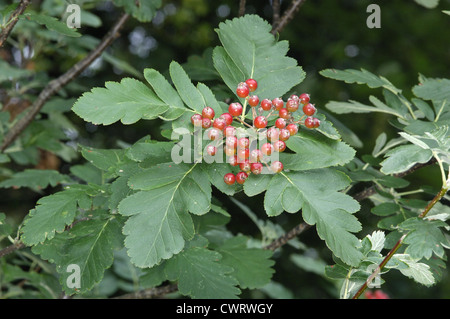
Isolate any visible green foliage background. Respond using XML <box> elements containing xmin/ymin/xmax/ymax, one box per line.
<box><xmin>1</xmin><ymin>0</ymin><xmax>449</xmax><ymax>298</ymax></box>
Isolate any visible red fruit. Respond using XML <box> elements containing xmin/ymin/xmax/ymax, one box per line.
<box><xmin>266</xmin><ymin>127</ymin><xmax>279</xmax><ymax>142</ymax></box>
<box><xmin>236</xmin><ymin>171</ymin><xmax>248</xmax><ymax>184</ymax></box>
<box><xmin>275</xmin><ymin>118</ymin><xmax>286</xmax><ymax>129</ymax></box>
<box><xmin>213</xmin><ymin>118</ymin><xmax>226</xmax><ymax>130</ymax></box>
<box><xmin>228</xmin><ymin>102</ymin><xmax>243</xmax><ymax>116</ymax></box>
<box><xmin>273</xmin><ymin>140</ymin><xmax>286</xmax><ymax>152</ymax></box>
<box><xmin>286</xmin><ymin>99</ymin><xmax>299</xmax><ymax>112</ymax></box>
<box><xmin>302</xmin><ymin>103</ymin><xmax>316</xmax><ymax>116</ymax></box>
<box><xmin>236</xmin><ymin>82</ymin><xmax>250</xmax><ymax>98</ymax></box>
<box><xmin>313</xmin><ymin>117</ymin><xmax>321</xmax><ymax>128</ymax></box>
<box><xmin>251</xmin><ymin>162</ymin><xmax>263</xmax><ymax>175</ymax></box>
<box><xmin>239</xmin><ymin>160</ymin><xmax>251</xmax><ymax>172</ymax></box>
<box><xmin>245</xmin><ymin>78</ymin><xmax>258</xmax><ymax>92</ymax></box>
<box><xmin>228</xmin><ymin>155</ymin><xmax>238</xmax><ymax>166</ymax></box>
<box><xmin>271</xmin><ymin>161</ymin><xmax>283</xmax><ymax>173</ymax></box>
<box><xmin>260</xmin><ymin>99</ymin><xmax>272</xmax><ymax>111</ymax></box>
<box><xmin>248</xmin><ymin>95</ymin><xmax>260</xmax><ymax>107</ymax></box>
<box><xmin>290</xmin><ymin>94</ymin><xmax>299</xmax><ymax>101</ymax></box>
<box><xmin>237</xmin><ymin>148</ymin><xmax>250</xmax><ymax>160</ymax></box>
<box><xmin>261</xmin><ymin>143</ymin><xmax>274</xmax><ymax>156</ymax></box>
<box><xmin>249</xmin><ymin>149</ymin><xmax>263</xmax><ymax>163</ymax></box>
<box><xmin>191</xmin><ymin>114</ymin><xmax>202</xmax><ymax>126</ymax></box>
<box><xmin>286</xmin><ymin>123</ymin><xmax>298</xmax><ymax>136</ymax></box>
<box><xmin>224</xmin><ymin>173</ymin><xmax>236</xmax><ymax>185</ymax></box>
<box><xmin>202</xmin><ymin>106</ymin><xmax>215</xmax><ymax>119</ymax></box>
<box><xmin>206</xmin><ymin>145</ymin><xmax>216</xmax><ymax>156</ymax></box>
<box><xmin>304</xmin><ymin>117</ymin><xmax>315</xmax><ymax>128</ymax></box>
<box><xmin>225</xmin><ymin>146</ymin><xmax>236</xmax><ymax>156</ymax></box>
<box><xmin>254</xmin><ymin>116</ymin><xmax>268</xmax><ymax>129</ymax></box>
<box><xmin>272</xmin><ymin>98</ymin><xmax>284</xmax><ymax>110</ymax></box>
<box><xmin>279</xmin><ymin>108</ymin><xmax>290</xmax><ymax>119</ymax></box>
<box><xmin>237</xmin><ymin>137</ymin><xmax>250</xmax><ymax>149</ymax></box>
<box><xmin>299</xmin><ymin>93</ymin><xmax>310</xmax><ymax>105</ymax></box>
<box><xmin>207</xmin><ymin>128</ymin><xmax>222</xmax><ymax>141</ymax></box>
<box><xmin>202</xmin><ymin>117</ymin><xmax>212</xmax><ymax>129</ymax></box>
<box><xmin>279</xmin><ymin>128</ymin><xmax>291</xmax><ymax>141</ymax></box>
<box><xmin>224</xmin><ymin>125</ymin><xmax>236</xmax><ymax>136</ymax></box>
<box><xmin>219</xmin><ymin>113</ymin><xmax>233</xmax><ymax>126</ymax></box>
<box><xmin>225</xmin><ymin>136</ymin><xmax>238</xmax><ymax>148</ymax></box>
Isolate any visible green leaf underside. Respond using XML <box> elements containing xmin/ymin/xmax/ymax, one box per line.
<box><xmin>72</xmin><ymin>78</ymin><xmax>169</xmax><ymax>125</ymax></box>
<box><xmin>118</xmin><ymin>163</ymin><xmax>212</xmax><ymax>268</ymax></box>
<box><xmin>214</xmin><ymin>15</ymin><xmax>305</xmax><ymax>101</ymax></box>
<box><xmin>380</xmin><ymin>144</ymin><xmax>433</xmax><ymax>175</ymax></box>
<box><xmin>0</xmin><ymin>169</ymin><xmax>69</xmax><ymax>189</ymax></box>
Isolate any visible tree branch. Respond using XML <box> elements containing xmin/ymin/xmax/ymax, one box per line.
<box><xmin>272</xmin><ymin>0</ymin><xmax>281</xmax><ymax>30</ymax></box>
<box><xmin>0</xmin><ymin>12</ymin><xmax>130</xmax><ymax>153</ymax></box>
<box><xmin>0</xmin><ymin>241</ymin><xmax>24</xmax><ymax>259</ymax></box>
<box><xmin>271</xmin><ymin>0</ymin><xmax>307</xmax><ymax>35</ymax></box>
<box><xmin>0</xmin><ymin>0</ymin><xmax>31</xmax><ymax>48</ymax></box>
<box><xmin>113</xmin><ymin>283</ymin><xmax>178</xmax><ymax>299</ymax></box>
<box><xmin>264</xmin><ymin>221</ymin><xmax>311</xmax><ymax>251</ymax></box>
<box><xmin>238</xmin><ymin>0</ymin><xmax>246</xmax><ymax>17</ymax></box>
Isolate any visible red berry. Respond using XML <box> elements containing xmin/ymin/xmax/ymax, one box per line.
<box><xmin>302</xmin><ymin>103</ymin><xmax>316</xmax><ymax>116</ymax></box>
<box><xmin>249</xmin><ymin>149</ymin><xmax>263</xmax><ymax>163</ymax></box>
<box><xmin>279</xmin><ymin>108</ymin><xmax>290</xmax><ymax>119</ymax></box>
<box><xmin>225</xmin><ymin>136</ymin><xmax>238</xmax><ymax>148</ymax></box>
<box><xmin>248</xmin><ymin>95</ymin><xmax>260</xmax><ymax>107</ymax></box>
<box><xmin>304</xmin><ymin>117</ymin><xmax>315</xmax><ymax>128</ymax></box>
<box><xmin>261</xmin><ymin>143</ymin><xmax>274</xmax><ymax>156</ymax></box>
<box><xmin>245</xmin><ymin>78</ymin><xmax>258</xmax><ymax>92</ymax></box>
<box><xmin>237</xmin><ymin>148</ymin><xmax>250</xmax><ymax>160</ymax></box>
<box><xmin>202</xmin><ymin>117</ymin><xmax>212</xmax><ymax>129</ymax></box>
<box><xmin>299</xmin><ymin>93</ymin><xmax>310</xmax><ymax>105</ymax></box>
<box><xmin>213</xmin><ymin>118</ymin><xmax>226</xmax><ymax>130</ymax></box>
<box><xmin>286</xmin><ymin>99</ymin><xmax>299</xmax><ymax>112</ymax></box>
<box><xmin>224</xmin><ymin>125</ymin><xmax>236</xmax><ymax>136</ymax></box>
<box><xmin>260</xmin><ymin>99</ymin><xmax>272</xmax><ymax>111</ymax></box>
<box><xmin>237</xmin><ymin>137</ymin><xmax>250</xmax><ymax>149</ymax></box>
<box><xmin>254</xmin><ymin>116</ymin><xmax>268</xmax><ymax>129</ymax></box>
<box><xmin>224</xmin><ymin>173</ymin><xmax>236</xmax><ymax>185</ymax></box>
<box><xmin>313</xmin><ymin>117</ymin><xmax>320</xmax><ymax>128</ymax></box>
<box><xmin>228</xmin><ymin>102</ymin><xmax>243</xmax><ymax>116</ymax></box>
<box><xmin>236</xmin><ymin>82</ymin><xmax>250</xmax><ymax>98</ymax></box>
<box><xmin>206</xmin><ymin>145</ymin><xmax>216</xmax><ymax>156</ymax></box>
<box><xmin>286</xmin><ymin>123</ymin><xmax>298</xmax><ymax>136</ymax></box>
<box><xmin>266</xmin><ymin>127</ymin><xmax>279</xmax><ymax>142</ymax></box>
<box><xmin>290</xmin><ymin>94</ymin><xmax>299</xmax><ymax>101</ymax></box>
<box><xmin>275</xmin><ymin>118</ymin><xmax>286</xmax><ymax>129</ymax></box>
<box><xmin>228</xmin><ymin>155</ymin><xmax>239</xmax><ymax>166</ymax></box>
<box><xmin>239</xmin><ymin>160</ymin><xmax>251</xmax><ymax>172</ymax></box>
<box><xmin>273</xmin><ymin>140</ymin><xmax>286</xmax><ymax>152</ymax></box>
<box><xmin>225</xmin><ymin>146</ymin><xmax>235</xmax><ymax>156</ymax></box>
<box><xmin>271</xmin><ymin>161</ymin><xmax>283</xmax><ymax>173</ymax></box>
<box><xmin>236</xmin><ymin>171</ymin><xmax>248</xmax><ymax>184</ymax></box>
<box><xmin>191</xmin><ymin>114</ymin><xmax>202</xmax><ymax>126</ymax></box>
<box><xmin>272</xmin><ymin>98</ymin><xmax>284</xmax><ymax>110</ymax></box>
<box><xmin>279</xmin><ymin>128</ymin><xmax>291</xmax><ymax>141</ymax></box>
<box><xmin>251</xmin><ymin>162</ymin><xmax>263</xmax><ymax>175</ymax></box>
<box><xmin>202</xmin><ymin>106</ymin><xmax>215</xmax><ymax>119</ymax></box>
<box><xmin>207</xmin><ymin>128</ymin><xmax>222</xmax><ymax>141</ymax></box>
<box><xmin>219</xmin><ymin>113</ymin><xmax>233</xmax><ymax>126</ymax></box>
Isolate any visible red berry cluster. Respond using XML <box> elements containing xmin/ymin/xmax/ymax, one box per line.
<box><xmin>190</xmin><ymin>78</ymin><xmax>320</xmax><ymax>186</ymax></box>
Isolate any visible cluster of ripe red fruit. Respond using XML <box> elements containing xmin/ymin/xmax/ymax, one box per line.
<box><xmin>190</xmin><ymin>78</ymin><xmax>320</xmax><ymax>185</ymax></box>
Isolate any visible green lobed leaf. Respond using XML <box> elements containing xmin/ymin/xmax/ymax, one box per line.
<box><xmin>214</xmin><ymin>15</ymin><xmax>305</xmax><ymax>101</ymax></box>
<box><xmin>215</xmin><ymin>236</ymin><xmax>275</xmax><ymax>289</ymax></box>
<box><xmin>380</xmin><ymin>144</ymin><xmax>433</xmax><ymax>175</ymax></box>
<box><xmin>412</xmin><ymin>77</ymin><xmax>450</xmax><ymax>102</ymax></box>
<box><xmin>0</xmin><ymin>169</ymin><xmax>69</xmax><ymax>190</ymax></box>
<box><xmin>165</xmin><ymin>244</ymin><xmax>241</xmax><ymax>299</ymax></box>
<box><xmin>112</xmin><ymin>0</ymin><xmax>161</xmax><ymax>22</ymax></box>
<box><xmin>22</xmin><ymin>13</ymin><xmax>81</xmax><ymax>37</ymax></box>
<box><xmin>263</xmin><ymin>169</ymin><xmax>363</xmax><ymax>266</ymax></box>
<box><xmin>21</xmin><ymin>186</ymin><xmax>92</xmax><ymax>245</ymax></box>
<box><xmin>72</xmin><ymin>78</ymin><xmax>169</xmax><ymax>125</ymax></box>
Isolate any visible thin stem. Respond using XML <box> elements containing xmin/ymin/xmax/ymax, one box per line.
<box><xmin>272</xmin><ymin>0</ymin><xmax>281</xmax><ymax>29</ymax></box>
<box><xmin>0</xmin><ymin>0</ymin><xmax>31</xmax><ymax>48</ymax></box>
<box><xmin>271</xmin><ymin>0</ymin><xmax>307</xmax><ymax>35</ymax></box>
<box><xmin>352</xmin><ymin>186</ymin><xmax>449</xmax><ymax>299</ymax></box>
<box><xmin>0</xmin><ymin>12</ymin><xmax>130</xmax><ymax>153</ymax></box>
<box><xmin>238</xmin><ymin>0</ymin><xmax>246</xmax><ymax>17</ymax></box>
